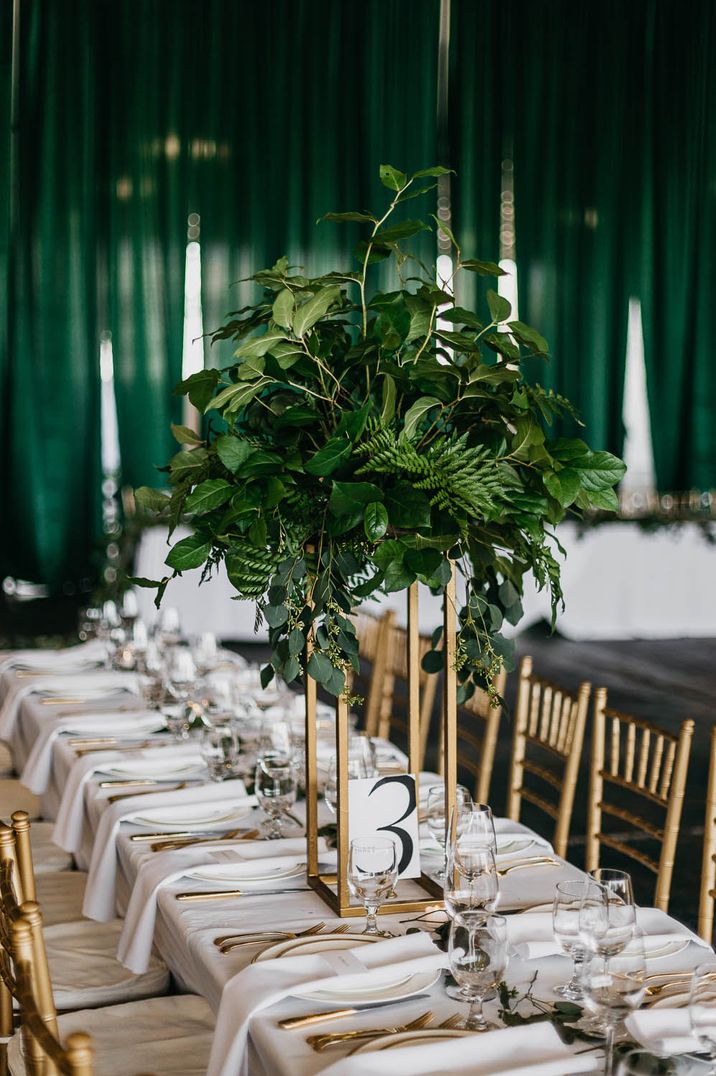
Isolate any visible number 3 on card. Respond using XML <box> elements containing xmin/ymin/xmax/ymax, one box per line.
<box><xmin>348</xmin><ymin>774</ymin><xmax>421</xmax><ymax>878</ymax></box>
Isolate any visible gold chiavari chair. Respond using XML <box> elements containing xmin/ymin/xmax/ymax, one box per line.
<box><xmin>506</xmin><ymin>656</ymin><xmax>591</xmax><ymax>858</ymax></box>
<box><xmin>698</xmin><ymin>726</ymin><xmax>716</xmax><ymax>944</ymax></box>
<box><xmin>0</xmin><ymin>861</ymin><xmax>213</xmax><ymax>1075</ymax></box>
<box><xmin>441</xmin><ymin>666</ymin><xmax>508</xmax><ymax>803</ymax></box>
<box><xmin>349</xmin><ymin>609</ymin><xmax>396</xmax><ymax>736</ymax></box>
<box><xmin>373</xmin><ymin>622</ymin><xmax>438</xmax><ymax>770</ymax></box>
<box><xmin>586</xmin><ymin>688</ymin><xmax>694</xmax><ymax>912</ymax></box>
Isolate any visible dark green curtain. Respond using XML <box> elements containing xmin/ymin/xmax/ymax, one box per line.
<box><xmin>1</xmin><ymin>1</ymin><xmax>102</xmax><ymax>587</ymax></box>
<box><xmin>449</xmin><ymin>0</ymin><xmax>510</xmax><ymax>313</ymax></box>
<box><xmin>639</xmin><ymin>1</ymin><xmax>716</xmax><ymax>490</ymax></box>
<box><xmin>506</xmin><ymin>0</ymin><xmax>645</xmax><ymax>455</ymax></box>
<box><xmin>193</xmin><ymin>0</ymin><xmax>440</xmax><ymax>367</ymax></box>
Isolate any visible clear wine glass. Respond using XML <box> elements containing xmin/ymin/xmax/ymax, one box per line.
<box><xmin>583</xmin><ymin>937</ymin><xmax>646</xmax><ymax>1076</ymax></box>
<box><xmin>200</xmin><ymin>723</ymin><xmax>240</xmax><ymax>782</ymax></box>
<box><xmin>448</xmin><ymin>912</ymin><xmax>508</xmax><ymax>1031</ymax></box>
<box><xmin>444</xmin><ymin>844</ymin><xmax>499</xmax><ymax>918</ymax></box>
<box><xmin>347</xmin><ymin>836</ymin><xmax>398</xmax><ymax>936</ymax></box>
<box><xmin>455</xmin><ymin>802</ymin><xmax>497</xmax><ymax>854</ymax></box>
<box><xmin>425</xmin><ymin>784</ymin><xmax>472</xmax><ymax>881</ymax></box>
<box><xmin>323</xmin><ymin>754</ymin><xmax>369</xmax><ymax>815</ymax></box>
<box><xmin>154</xmin><ymin>606</ymin><xmax>182</xmax><ymax>650</ymax></box>
<box><xmin>552</xmin><ymin>879</ymin><xmax>588</xmax><ymax>1000</ymax></box>
<box><xmin>689</xmin><ymin>961</ymin><xmax>716</xmax><ymax>1074</ymax></box>
<box><xmin>191</xmin><ymin>632</ymin><xmax>219</xmax><ymax>675</ymax></box>
<box><xmin>255</xmin><ymin>751</ymin><xmax>297</xmax><ymax>838</ymax></box>
<box><xmin>580</xmin><ymin>879</ymin><xmax>636</xmax><ymax>958</ymax></box>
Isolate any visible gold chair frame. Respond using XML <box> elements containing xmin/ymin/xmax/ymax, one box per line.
<box><xmin>507</xmin><ymin>656</ymin><xmax>591</xmax><ymax>858</ymax></box>
<box><xmin>440</xmin><ymin>667</ymin><xmax>507</xmax><ymax>804</ymax></box>
<box><xmin>349</xmin><ymin>609</ymin><xmax>396</xmax><ymax>738</ymax></box>
<box><xmin>698</xmin><ymin>725</ymin><xmax>716</xmax><ymax>943</ymax></box>
<box><xmin>586</xmin><ymin>688</ymin><xmax>694</xmax><ymax>912</ymax></box>
<box><xmin>373</xmin><ymin>621</ymin><xmax>439</xmax><ymax>771</ymax></box>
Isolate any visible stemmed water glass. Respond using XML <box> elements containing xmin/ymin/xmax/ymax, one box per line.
<box><xmin>580</xmin><ymin>876</ymin><xmax>636</xmax><ymax>959</ymax></box>
<box><xmin>200</xmin><ymin>723</ymin><xmax>241</xmax><ymax>782</ymax></box>
<box><xmin>425</xmin><ymin>784</ymin><xmax>471</xmax><ymax>881</ymax></box>
<box><xmin>689</xmin><ymin>961</ymin><xmax>716</xmax><ymax>1074</ymax></box>
<box><xmin>455</xmin><ymin>802</ymin><xmax>497</xmax><ymax>854</ymax></box>
<box><xmin>254</xmin><ymin>751</ymin><xmax>297</xmax><ymax>838</ymax></box>
<box><xmin>553</xmin><ymin>879</ymin><xmax>589</xmax><ymax>1000</ymax></box>
<box><xmin>324</xmin><ymin>753</ymin><xmax>369</xmax><ymax>815</ymax></box>
<box><xmin>444</xmin><ymin>843</ymin><xmax>499</xmax><ymax>918</ymax></box>
<box><xmin>583</xmin><ymin>937</ymin><xmax>646</xmax><ymax>1076</ymax></box>
<box><xmin>448</xmin><ymin>912</ymin><xmax>508</xmax><ymax>1031</ymax></box>
<box><xmin>347</xmin><ymin>836</ymin><xmax>398</xmax><ymax>936</ymax></box>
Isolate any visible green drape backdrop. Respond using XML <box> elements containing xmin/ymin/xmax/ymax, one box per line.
<box><xmin>1</xmin><ymin>1</ymin><xmax>102</xmax><ymax>587</ymax></box>
<box><xmin>2</xmin><ymin>0</ymin><xmax>715</xmax><ymax>588</ymax></box>
<box><xmin>639</xmin><ymin>1</ymin><xmax>716</xmax><ymax>490</ymax></box>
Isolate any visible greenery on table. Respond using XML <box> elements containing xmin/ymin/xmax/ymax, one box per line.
<box><xmin>135</xmin><ymin>164</ymin><xmax>625</xmax><ymax>701</ymax></box>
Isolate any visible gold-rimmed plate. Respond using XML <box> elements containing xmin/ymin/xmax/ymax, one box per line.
<box><xmin>253</xmin><ymin>932</ymin><xmax>377</xmax><ymax>964</ymax></box>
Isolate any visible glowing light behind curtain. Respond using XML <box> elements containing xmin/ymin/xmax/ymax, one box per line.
<box><xmin>639</xmin><ymin>1</ymin><xmax>716</xmax><ymax>490</ymax></box>
<box><xmin>2</xmin><ymin>0</ymin><xmax>101</xmax><ymax>587</ymax></box>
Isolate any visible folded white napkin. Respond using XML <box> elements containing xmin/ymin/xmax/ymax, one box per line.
<box><xmin>21</xmin><ymin>710</ymin><xmax>162</xmax><ymax>794</ymax></box>
<box><xmin>82</xmin><ymin>780</ymin><xmax>250</xmax><ymax>921</ymax></box>
<box><xmin>207</xmin><ymin>931</ymin><xmax>446</xmax><ymax>1076</ymax></box>
<box><xmin>625</xmin><ymin>1009</ymin><xmax>701</xmax><ymax>1055</ymax></box>
<box><xmin>117</xmin><ymin>836</ymin><xmax>323</xmax><ymax>974</ymax></box>
<box><xmin>0</xmin><ymin>640</ymin><xmax>105</xmax><ymax>673</ymax></box>
<box><xmin>0</xmin><ymin>671</ymin><xmax>138</xmax><ymax>739</ymax></box>
<box><xmin>507</xmin><ymin>906</ymin><xmax>707</xmax><ymax>961</ymax></box>
<box><xmin>52</xmin><ymin>740</ymin><xmax>202</xmax><ymax>854</ymax></box>
<box><xmin>319</xmin><ymin>1021</ymin><xmax>599</xmax><ymax>1076</ymax></box>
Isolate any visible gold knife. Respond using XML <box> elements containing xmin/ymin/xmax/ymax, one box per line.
<box><xmin>278</xmin><ymin>1009</ymin><xmax>355</xmax><ymax>1030</ymax></box>
<box><xmin>76</xmin><ymin>740</ymin><xmax>167</xmax><ymax>757</ymax></box>
<box><xmin>176</xmin><ymin>886</ymin><xmax>311</xmax><ymax>902</ymax></box>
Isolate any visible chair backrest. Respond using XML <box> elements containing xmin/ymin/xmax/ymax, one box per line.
<box><xmin>0</xmin><ymin>823</ymin><xmax>94</xmax><ymax>1075</ymax></box>
<box><xmin>586</xmin><ymin>688</ymin><xmax>694</xmax><ymax>912</ymax></box>
<box><xmin>374</xmin><ymin>621</ymin><xmax>439</xmax><ymax>769</ymax></box>
<box><xmin>506</xmin><ymin>656</ymin><xmax>591</xmax><ymax>858</ymax></box>
<box><xmin>698</xmin><ymin>726</ymin><xmax>716</xmax><ymax>944</ymax></box>
<box><xmin>349</xmin><ymin>609</ymin><xmax>396</xmax><ymax>737</ymax></box>
<box><xmin>447</xmin><ymin>667</ymin><xmax>508</xmax><ymax>803</ymax></box>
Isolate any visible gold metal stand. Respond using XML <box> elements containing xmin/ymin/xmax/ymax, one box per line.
<box><xmin>304</xmin><ymin>565</ymin><xmax>458</xmax><ymax>916</ymax></box>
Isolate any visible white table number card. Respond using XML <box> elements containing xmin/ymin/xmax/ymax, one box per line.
<box><xmin>348</xmin><ymin>773</ymin><xmax>421</xmax><ymax>878</ymax></box>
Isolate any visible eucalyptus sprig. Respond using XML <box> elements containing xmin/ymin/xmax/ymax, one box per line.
<box><xmin>134</xmin><ymin>163</ymin><xmax>625</xmax><ymax>700</ymax></box>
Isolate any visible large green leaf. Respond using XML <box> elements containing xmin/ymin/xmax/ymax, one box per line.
<box><xmin>321</xmin><ymin>211</ymin><xmax>377</xmax><ymax>224</ymax></box>
<box><xmin>403</xmin><ymin>396</ymin><xmax>441</xmax><ymax>439</ymax></box>
<box><xmin>293</xmin><ymin>286</ymin><xmax>341</xmax><ymax>338</ymax></box>
<box><xmin>329</xmin><ymin>480</ymin><xmax>383</xmax><ymax>517</ymax></box>
<box><xmin>170</xmin><ymin>423</ymin><xmax>203</xmax><ymax>446</ymax></box>
<box><xmin>380</xmin><ymin>374</ymin><xmax>396</xmax><ymax>425</ymax></box>
<box><xmin>487</xmin><ymin>289</ymin><xmax>512</xmax><ymax>323</ymax></box>
<box><xmin>272</xmin><ymin>289</ymin><xmax>295</xmax><ymax>330</ymax></box>
<box><xmin>174</xmin><ymin>369</ymin><xmax>220</xmax><ymax>411</ymax></box>
<box><xmin>363</xmin><ymin>501</ymin><xmax>388</xmax><ymax>541</ymax></box>
<box><xmin>215</xmin><ymin>435</ymin><xmax>252</xmax><ymax>473</ymax></box>
<box><xmin>385</xmin><ymin>482</ymin><xmax>431</xmax><ymax>528</ymax></box>
<box><xmin>461</xmin><ymin>259</ymin><xmax>506</xmax><ymax>277</ymax></box>
<box><xmin>134</xmin><ymin>487</ymin><xmax>170</xmax><ymax>513</ymax></box>
<box><xmin>379</xmin><ymin>164</ymin><xmax>407</xmax><ymax>191</ymax></box>
<box><xmin>184</xmin><ymin>479</ymin><xmax>233</xmax><ymax>515</ymax></box>
<box><xmin>570</xmin><ymin>450</ymin><xmax>627</xmax><ymax>491</ymax></box>
<box><xmin>205</xmin><ymin>380</ymin><xmax>261</xmax><ymax>414</ymax></box>
<box><xmin>374</xmin><ymin>219</ymin><xmax>429</xmax><ymax>244</ymax></box>
<box><xmin>165</xmin><ymin>535</ymin><xmax>212</xmax><ymax>571</ymax></box>
<box><xmin>305</xmin><ymin>437</ymin><xmax>352</xmax><ymax>476</ymax></box>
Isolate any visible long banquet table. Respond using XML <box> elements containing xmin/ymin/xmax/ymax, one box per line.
<box><xmin>0</xmin><ymin>654</ymin><xmax>712</xmax><ymax>1075</ymax></box>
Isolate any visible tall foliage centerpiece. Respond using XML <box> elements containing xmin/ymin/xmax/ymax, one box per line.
<box><xmin>136</xmin><ymin>164</ymin><xmax>625</xmax><ymax>703</ymax></box>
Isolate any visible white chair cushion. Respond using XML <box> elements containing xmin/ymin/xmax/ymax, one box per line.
<box><xmin>35</xmin><ymin>870</ymin><xmax>87</xmax><ymax>925</ymax></box>
<box><xmin>42</xmin><ymin>919</ymin><xmax>170</xmax><ymax>1009</ymax></box>
<box><xmin>0</xmin><ymin>781</ymin><xmax>40</xmax><ymax>819</ymax></box>
<box><xmin>8</xmin><ymin>993</ymin><xmax>214</xmax><ymax>1075</ymax></box>
<box><xmin>28</xmin><ymin>821</ymin><xmax>73</xmax><ymax>874</ymax></box>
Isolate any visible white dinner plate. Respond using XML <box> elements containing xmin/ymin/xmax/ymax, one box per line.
<box><xmin>351</xmin><ymin>1028</ymin><xmax>471</xmax><ymax>1054</ymax></box>
<box><xmin>184</xmin><ymin>860</ymin><xmax>305</xmax><ymax>884</ymax></box>
<box><xmin>648</xmin><ymin>988</ymin><xmax>691</xmax><ymax>1009</ymax></box>
<box><xmin>129</xmin><ymin>802</ymin><xmax>254</xmax><ymax>829</ymax></box>
<box><xmin>96</xmin><ymin>756</ymin><xmax>202</xmax><ymax>779</ymax></box>
<box><xmin>644</xmin><ymin>938</ymin><xmax>691</xmax><ymax>960</ymax></box>
<box><xmin>63</xmin><ymin>716</ymin><xmax>165</xmax><ymax>737</ymax></box>
<box><xmin>295</xmin><ymin>968</ymin><xmax>441</xmax><ymax>1006</ymax></box>
<box><xmin>254</xmin><ymin>933</ymin><xmax>377</xmax><ymax>963</ymax></box>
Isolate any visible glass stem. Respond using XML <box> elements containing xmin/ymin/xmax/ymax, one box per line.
<box><xmin>365</xmin><ymin>904</ymin><xmax>379</xmax><ymax>934</ymax></box>
<box><xmin>603</xmin><ymin>1023</ymin><xmax>615</xmax><ymax>1076</ymax></box>
<box><xmin>465</xmin><ymin>993</ymin><xmax>483</xmax><ymax>1030</ymax></box>
<box><xmin>571</xmin><ymin>947</ymin><xmax>585</xmax><ymax>992</ymax></box>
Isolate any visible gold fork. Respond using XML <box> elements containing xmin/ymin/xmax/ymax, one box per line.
<box><xmin>307</xmin><ymin>1010</ymin><xmax>433</xmax><ymax>1051</ymax></box>
<box><xmin>645</xmin><ymin>976</ymin><xmax>694</xmax><ymax>998</ymax></box>
<box><xmin>220</xmin><ymin>922</ymin><xmax>352</xmax><ymax>952</ymax></box>
<box><xmin>498</xmin><ymin>856</ymin><xmax>561</xmax><ymax>875</ymax></box>
<box><xmin>151</xmin><ymin>828</ymin><xmax>260</xmax><ymax>852</ymax></box>
<box><xmin>436</xmin><ymin>1013</ymin><xmax>463</xmax><ymax>1030</ymax></box>
<box><xmin>214</xmin><ymin>921</ymin><xmax>326</xmax><ymax>947</ymax></box>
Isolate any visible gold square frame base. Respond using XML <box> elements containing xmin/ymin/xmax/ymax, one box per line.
<box><xmin>306</xmin><ymin>870</ymin><xmax>445</xmax><ymax>917</ymax></box>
